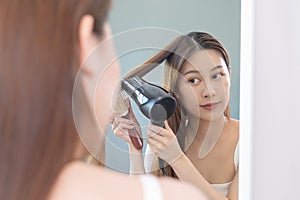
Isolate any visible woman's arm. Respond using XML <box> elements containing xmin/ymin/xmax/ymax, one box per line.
<box><xmin>147</xmin><ymin>121</ymin><xmax>237</xmax><ymax>200</ymax></box>
<box><xmin>112</xmin><ymin>109</ymin><xmax>145</xmax><ymax>174</ymax></box>
<box><xmin>172</xmin><ymin>154</ymin><xmax>238</xmax><ymax>200</ymax></box>
<box><xmin>128</xmin><ymin>144</ymin><xmax>146</xmax><ymax>174</ymax></box>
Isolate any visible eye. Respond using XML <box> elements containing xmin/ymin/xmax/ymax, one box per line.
<box><xmin>188</xmin><ymin>78</ymin><xmax>201</xmax><ymax>84</ymax></box>
<box><xmin>212</xmin><ymin>72</ymin><xmax>225</xmax><ymax>80</ymax></box>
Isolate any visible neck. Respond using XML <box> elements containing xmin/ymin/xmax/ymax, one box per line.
<box><xmin>77</xmin><ymin>111</ymin><xmax>107</xmax><ymax>166</ymax></box>
<box><xmin>187</xmin><ymin>115</ymin><xmax>227</xmax><ymax>141</ymax></box>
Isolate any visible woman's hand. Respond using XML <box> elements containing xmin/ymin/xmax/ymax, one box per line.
<box><xmin>112</xmin><ymin>99</ymin><xmax>143</xmax><ymax>151</ymax></box>
<box><xmin>112</xmin><ymin>115</ymin><xmax>135</xmax><ymax>143</ymax></box>
<box><xmin>146</xmin><ymin>121</ymin><xmax>184</xmax><ymax>165</ymax></box>
<box><xmin>112</xmin><ymin>99</ymin><xmax>145</xmax><ymax>173</ymax></box>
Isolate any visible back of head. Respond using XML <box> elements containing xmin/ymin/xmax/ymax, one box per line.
<box><xmin>0</xmin><ymin>0</ymin><xmax>110</xmax><ymax>199</ymax></box>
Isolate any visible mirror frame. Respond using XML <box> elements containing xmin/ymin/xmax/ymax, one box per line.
<box><xmin>239</xmin><ymin>0</ymin><xmax>254</xmax><ymax>199</ymax></box>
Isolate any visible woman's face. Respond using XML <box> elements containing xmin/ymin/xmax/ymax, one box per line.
<box><xmin>176</xmin><ymin>49</ymin><xmax>230</xmax><ymax>121</ymax></box>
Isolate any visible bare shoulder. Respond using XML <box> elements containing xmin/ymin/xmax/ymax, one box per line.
<box><xmin>48</xmin><ymin>161</ymin><xmax>143</xmax><ymax>200</ymax></box>
<box><xmin>229</xmin><ymin>118</ymin><xmax>239</xmax><ymax>129</ymax></box>
<box><xmin>228</xmin><ymin>118</ymin><xmax>239</xmax><ymax>139</ymax></box>
<box><xmin>159</xmin><ymin>178</ymin><xmax>208</xmax><ymax>200</ymax></box>
<box><xmin>49</xmin><ymin>162</ymin><xmax>208</xmax><ymax>200</ymax></box>
<box><xmin>48</xmin><ymin>161</ymin><xmax>106</xmax><ymax>200</ymax></box>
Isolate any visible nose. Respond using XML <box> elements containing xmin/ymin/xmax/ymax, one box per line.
<box><xmin>202</xmin><ymin>82</ymin><xmax>216</xmax><ymax>98</ymax></box>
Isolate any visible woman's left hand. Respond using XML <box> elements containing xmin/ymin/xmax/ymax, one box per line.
<box><xmin>146</xmin><ymin>121</ymin><xmax>184</xmax><ymax>165</ymax></box>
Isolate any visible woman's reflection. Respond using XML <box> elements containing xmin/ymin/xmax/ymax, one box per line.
<box><xmin>113</xmin><ymin>32</ymin><xmax>239</xmax><ymax>200</ymax></box>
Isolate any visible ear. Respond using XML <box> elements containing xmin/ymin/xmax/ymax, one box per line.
<box><xmin>78</xmin><ymin>15</ymin><xmax>96</xmax><ymax>75</ymax></box>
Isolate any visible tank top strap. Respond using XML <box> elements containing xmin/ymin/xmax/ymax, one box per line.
<box><xmin>139</xmin><ymin>175</ymin><xmax>163</xmax><ymax>200</ymax></box>
<box><xmin>234</xmin><ymin>141</ymin><xmax>239</xmax><ymax>170</ymax></box>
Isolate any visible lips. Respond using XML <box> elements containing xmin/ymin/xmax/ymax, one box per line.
<box><xmin>199</xmin><ymin>102</ymin><xmax>221</xmax><ymax>110</ymax></box>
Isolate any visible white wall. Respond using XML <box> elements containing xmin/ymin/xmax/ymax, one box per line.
<box><xmin>249</xmin><ymin>0</ymin><xmax>300</xmax><ymax>199</ymax></box>
<box><xmin>107</xmin><ymin>1</ymin><xmax>300</xmax><ymax>198</ymax></box>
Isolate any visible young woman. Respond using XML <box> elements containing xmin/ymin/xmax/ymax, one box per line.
<box><xmin>0</xmin><ymin>1</ymin><xmax>207</xmax><ymax>199</ymax></box>
<box><xmin>113</xmin><ymin>32</ymin><xmax>239</xmax><ymax>200</ymax></box>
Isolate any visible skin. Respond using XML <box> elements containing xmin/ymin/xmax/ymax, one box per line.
<box><xmin>50</xmin><ymin>16</ymin><xmax>208</xmax><ymax>200</ymax></box>
<box><xmin>79</xmin><ymin>19</ymin><xmax>121</xmax><ymax>134</ymax></box>
<box><xmin>176</xmin><ymin>49</ymin><xmax>230</xmax><ymax>121</ymax></box>
<box><xmin>175</xmin><ymin>49</ymin><xmax>236</xmax><ymax>183</ymax></box>
<box><xmin>114</xmin><ymin>49</ymin><xmax>239</xmax><ymax>200</ymax></box>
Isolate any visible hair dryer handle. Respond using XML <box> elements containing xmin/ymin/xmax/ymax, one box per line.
<box><xmin>151</xmin><ymin>120</ymin><xmax>165</xmax><ymax>128</ymax></box>
<box><xmin>123</xmin><ymin>112</ymin><xmax>143</xmax><ymax>150</ymax></box>
<box><xmin>151</xmin><ymin>120</ymin><xmax>167</xmax><ymax>176</ymax></box>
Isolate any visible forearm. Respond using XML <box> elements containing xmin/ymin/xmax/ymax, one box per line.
<box><xmin>128</xmin><ymin>145</ymin><xmax>145</xmax><ymax>174</ymax></box>
<box><xmin>171</xmin><ymin>154</ymin><xmax>228</xmax><ymax>200</ymax></box>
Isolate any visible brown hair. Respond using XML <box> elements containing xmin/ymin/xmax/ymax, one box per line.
<box><xmin>0</xmin><ymin>0</ymin><xmax>110</xmax><ymax>199</ymax></box>
<box><xmin>165</xmin><ymin>32</ymin><xmax>231</xmax><ymax>135</ymax></box>
<box><xmin>126</xmin><ymin>32</ymin><xmax>231</xmax><ymax>177</ymax></box>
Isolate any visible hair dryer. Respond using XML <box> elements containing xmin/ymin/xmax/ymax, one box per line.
<box><xmin>121</xmin><ymin>76</ymin><xmax>176</xmax><ymax>176</ymax></box>
<box><xmin>121</xmin><ymin>76</ymin><xmax>176</xmax><ymax>127</ymax></box>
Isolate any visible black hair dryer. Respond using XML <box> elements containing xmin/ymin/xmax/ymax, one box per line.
<box><xmin>121</xmin><ymin>76</ymin><xmax>176</xmax><ymax>176</ymax></box>
<box><xmin>121</xmin><ymin>76</ymin><xmax>176</xmax><ymax>128</ymax></box>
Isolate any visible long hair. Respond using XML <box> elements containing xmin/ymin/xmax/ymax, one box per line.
<box><xmin>125</xmin><ymin>32</ymin><xmax>231</xmax><ymax>178</ymax></box>
<box><xmin>0</xmin><ymin>0</ymin><xmax>111</xmax><ymax>199</ymax></box>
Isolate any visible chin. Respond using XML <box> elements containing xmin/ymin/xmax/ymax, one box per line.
<box><xmin>199</xmin><ymin>111</ymin><xmax>225</xmax><ymax>121</ymax></box>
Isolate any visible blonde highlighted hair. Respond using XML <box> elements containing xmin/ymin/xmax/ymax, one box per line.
<box><xmin>125</xmin><ymin>32</ymin><xmax>231</xmax><ymax>177</ymax></box>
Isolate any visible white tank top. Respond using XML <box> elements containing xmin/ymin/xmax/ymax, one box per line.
<box><xmin>139</xmin><ymin>175</ymin><xmax>163</xmax><ymax>200</ymax></box>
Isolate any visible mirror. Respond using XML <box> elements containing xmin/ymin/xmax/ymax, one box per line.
<box><xmin>106</xmin><ymin>0</ymin><xmax>241</xmax><ymax>174</ymax></box>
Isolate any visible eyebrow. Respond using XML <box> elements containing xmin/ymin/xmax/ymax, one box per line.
<box><xmin>183</xmin><ymin>65</ymin><xmax>224</xmax><ymax>75</ymax></box>
<box><xmin>183</xmin><ymin>70</ymin><xmax>200</xmax><ymax>76</ymax></box>
<box><xmin>210</xmin><ymin>65</ymin><xmax>223</xmax><ymax>72</ymax></box>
